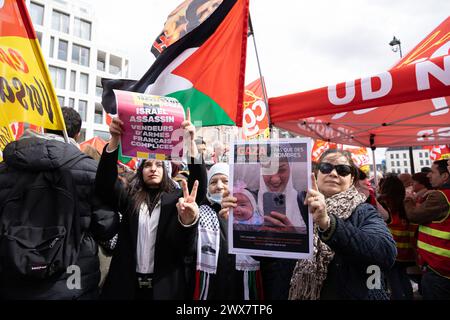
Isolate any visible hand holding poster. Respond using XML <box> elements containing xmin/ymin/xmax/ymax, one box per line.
<box><xmin>115</xmin><ymin>90</ymin><xmax>185</xmax><ymax>160</ymax></box>
<box><xmin>229</xmin><ymin>138</ymin><xmax>313</xmax><ymax>259</ymax></box>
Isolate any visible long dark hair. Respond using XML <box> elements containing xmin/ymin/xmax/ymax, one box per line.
<box><xmin>126</xmin><ymin>160</ymin><xmax>175</xmax><ymax>214</ymax></box>
<box><xmin>379</xmin><ymin>173</ymin><xmax>407</xmax><ymax>220</ymax></box>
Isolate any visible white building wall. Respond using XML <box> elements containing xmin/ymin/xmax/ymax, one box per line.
<box><xmin>385</xmin><ymin>149</ymin><xmax>432</xmax><ymax>174</ymax></box>
<box><xmin>26</xmin><ymin>0</ymin><xmax>129</xmax><ymax>141</ymax></box>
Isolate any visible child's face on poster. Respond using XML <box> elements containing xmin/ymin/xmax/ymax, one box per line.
<box><xmin>234</xmin><ymin>193</ymin><xmax>254</xmax><ymax>222</ymax></box>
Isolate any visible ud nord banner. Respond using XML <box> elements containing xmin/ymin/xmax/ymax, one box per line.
<box><xmin>115</xmin><ymin>90</ymin><xmax>185</xmax><ymax>160</ymax></box>
<box><xmin>0</xmin><ymin>0</ymin><xmax>66</xmax><ymax>133</ymax></box>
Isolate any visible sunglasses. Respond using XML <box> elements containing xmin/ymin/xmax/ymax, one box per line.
<box><xmin>318</xmin><ymin>162</ymin><xmax>353</xmax><ymax>177</ymax></box>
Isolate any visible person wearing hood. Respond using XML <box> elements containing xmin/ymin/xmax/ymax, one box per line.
<box><xmin>95</xmin><ymin>110</ymin><xmax>207</xmax><ymax>300</ymax></box>
<box><xmin>0</xmin><ymin>107</ymin><xmax>119</xmax><ymax>299</ymax></box>
<box><xmin>188</xmin><ymin>163</ymin><xmax>263</xmax><ymax>300</ymax></box>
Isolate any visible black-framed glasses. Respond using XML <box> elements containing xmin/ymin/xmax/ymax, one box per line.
<box><xmin>318</xmin><ymin>162</ymin><xmax>353</xmax><ymax>177</ymax></box>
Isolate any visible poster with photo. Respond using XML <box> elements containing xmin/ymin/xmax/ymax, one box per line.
<box><xmin>228</xmin><ymin>138</ymin><xmax>313</xmax><ymax>260</ymax></box>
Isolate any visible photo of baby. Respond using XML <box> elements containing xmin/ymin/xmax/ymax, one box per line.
<box><xmin>233</xmin><ymin>182</ymin><xmax>263</xmax><ymax>225</ymax></box>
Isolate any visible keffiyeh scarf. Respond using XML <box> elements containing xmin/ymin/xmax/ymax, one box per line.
<box><xmin>194</xmin><ymin>204</ymin><xmax>263</xmax><ymax>300</ymax></box>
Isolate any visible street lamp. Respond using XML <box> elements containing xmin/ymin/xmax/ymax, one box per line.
<box><xmin>389</xmin><ymin>35</ymin><xmax>413</xmax><ymax>173</ymax></box>
<box><xmin>389</xmin><ymin>36</ymin><xmax>403</xmax><ymax>58</ymax></box>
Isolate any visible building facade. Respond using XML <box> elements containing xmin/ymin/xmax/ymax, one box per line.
<box><xmin>385</xmin><ymin>147</ymin><xmax>431</xmax><ymax>174</ymax></box>
<box><xmin>26</xmin><ymin>0</ymin><xmax>129</xmax><ymax>141</ymax></box>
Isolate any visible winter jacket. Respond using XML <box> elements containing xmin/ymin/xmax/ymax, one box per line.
<box><xmin>0</xmin><ymin>133</ymin><xmax>119</xmax><ymax>300</ymax></box>
<box><xmin>319</xmin><ymin>203</ymin><xmax>397</xmax><ymax>300</ymax></box>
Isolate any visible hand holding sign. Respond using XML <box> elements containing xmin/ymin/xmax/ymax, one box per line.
<box><xmin>177</xmin><ymin>179</ymin><xmax>200</xmax><ymax>225</ymax></box>
<box><xmin>305</xmin><ymin>173</ymin><xmax>330</xmax><ymax>231</ymax></box>
<box><xmin>181</xmin><ymin>108</ymin><xmax>198</xmax><ymax>158</ymax></box>
<box><xmin>107</xmin><ymin>117</ymin><xmax>124</xmax><ymax>152</ymax></box>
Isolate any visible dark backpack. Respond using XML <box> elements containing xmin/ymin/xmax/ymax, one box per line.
<box><xmin>0</xmin><ymin>169</ymin><xmax>81</xmax><ymax>281</ymax></box>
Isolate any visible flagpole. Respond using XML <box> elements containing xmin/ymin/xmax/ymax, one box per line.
<box><xmin>248</xmin><ymin>14</ymin><xmax>271</xmax><ymax>128</ymax></box>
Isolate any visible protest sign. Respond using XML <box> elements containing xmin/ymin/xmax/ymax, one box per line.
<box><xmin>115</xmin><ymin>90</ymin><xmax>185</xmax><ymax>160</ymax></box>
<box><xmin>229</xmin><ymin>138</ymin><xmax>313</xmax><ymax>259</ymax></box>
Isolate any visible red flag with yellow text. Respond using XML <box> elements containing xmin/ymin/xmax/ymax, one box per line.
<box><xmin>0</xmin><ymin>0</ymin><xmax>66</xmax><ymax>161</ymax></box>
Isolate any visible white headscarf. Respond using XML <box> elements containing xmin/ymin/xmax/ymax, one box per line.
<box><xmin>258</xmin><ymin>160</ymin><xmax>306</xmax><ymax>228</ymax></box>
<box><xmin>206</xmin><ymin>163</ymin><xmax>229</xmax><ymax>203</ymax></box>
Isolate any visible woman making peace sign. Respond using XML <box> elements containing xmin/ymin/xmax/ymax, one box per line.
<box><xmin>95</xmin><ymin>110</ymin><xmax>206</xmax><ymax>300</ymax></box>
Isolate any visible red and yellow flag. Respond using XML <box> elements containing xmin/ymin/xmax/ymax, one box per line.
<box><xmin>0</xmin><ymin>0</ymin><xmax>65</xmax><ymax>160</ymax></box>
<box><xmin>242</xmin><ymin>78</ymin><xmax>269</xmax><ymax>140</ymax></box>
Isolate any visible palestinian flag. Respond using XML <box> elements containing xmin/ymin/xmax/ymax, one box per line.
<box><xmin>102</xmin><ymin>0</ymin><xmax>249</xmax><ymax>127</ymax></box>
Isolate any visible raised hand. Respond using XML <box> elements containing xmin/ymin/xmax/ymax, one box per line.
<box><xmin>181</xmin><ymin>108</ymin><xmax>198</xmax><ymax>157</ymax></box>
<box><xmin>181</xmin><ymin>108</ymin><xmax>195</xmax><ymax>140</ymax></box>
<box><xmin>305</xmin><ymin>173</ymin><xmax>330</xmax><ymax>231</ymax></box>
<box><xmin>177</xmin><ymin>179</ymin><xmax>199</xmax><ymax>225</ymax></box>
<box><xmin>107</xmin><ymin>116</ymin><xmax>124</xmax><ymax>152</ymax></box>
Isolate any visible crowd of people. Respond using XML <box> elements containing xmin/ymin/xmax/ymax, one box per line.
<box><xmin>0</xmin><ymin>107</ymin><xmax>449</xmax><ymax>300</ymax></box>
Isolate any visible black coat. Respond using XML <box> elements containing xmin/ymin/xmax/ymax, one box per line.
<box><xmin>96</xmin><ymin>147</ymin><xmax>207</xmax><ymax>300</ymax></box>
<box><xmin>0</xmin><ymin>136</ymin><xmax>119</xmax><ymax>300</ymax></box>
<box><xmin>319</xmin><ymin>203</ymin><xmax>397</xmax><ymax>300</ymax></box>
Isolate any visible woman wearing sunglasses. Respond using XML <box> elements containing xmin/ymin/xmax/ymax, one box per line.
<box><xmin>289</xmin><ymin>149</ymin><xmax>396</xmax><ymax>300</ymax></box>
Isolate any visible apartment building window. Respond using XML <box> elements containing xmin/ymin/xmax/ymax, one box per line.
<box><xmin>420</xmin><ymin>160</ymin><xmax>424</xmax><ymax>166</ymax></box>
<box><xmin>425</xmin><ymin>152</ymin><xmax>429</xmax><ymax>158</ymax></box>
<box><xmin>72</xmin><ymin>44</ymin><xmax>90</xmax><ymax>66</ymax></box>
<box><xmin>397</xmin><ymin>161</ymin><xmax>400</xmax><ymax>166</ymax></box>
<box><xmin>49</xmin><ymin>65</ymin><xmax>66</xmax><ymax>89</ymax></box>
<box><xmin>70</xmin><ymin>70</ymin><xmax>76</xmax><ymax>91</ymax></box>
<box><xmin>68</xmin><ymin>98</ymin><xmax>75</xmax><ymax>108</ymax></box>
<box><xmin>79</xmin><ymin>129</ymin><xmax>86</xmax><ymax>142</ymax></box>
<box><xmin>390</xmin><ymin>154</ymin><xmax>394</xmax><ymax>159</ymax></box>
<box><xmin>36</xmin><ymin>32</ymin><xmax>42</xmax><ymax>46</ymax></box>
<box><xmin>30</xmin><ymin>2</ymin><xmax>44</xmax><ymax>26</ymax></box>
<box><xmin>51</xmin><ymin>10</ymin><xmax>69</xmax><ymax>34</ymax></box>
<box><xmin>49</xmin><ymin>36</ymin><xmax>55</xmax><ymax>58</ymax></box>
<box><xmin>419</xmin><ymin>152</ymin><xmax>423</xmax><ymax>158</ymax></box>
<box><xmin>426</xmin><ymin>160</ymin><xmax>430</xmax><ymax>166</ymax></box>
<box><xmin>396</xmin><ymin>154</ymin><xmax>399</xmax><ymax>159</ymax></box>
<box><xmin>79</xmin><ymin>73</ymin><xmax>89</xmax><ymax>94</ymax></box>
<box><xmin>94</xmin><ymin>130</ymin><xmax>110</xmax><ymax>141</ymax></box>
<box><xmin>78</xmin><ymin>100</ymin><xmax>87</xmax><ymax>121</ymax></box>
<box><xmin>403</xmin><ymin>153</ymin><xmax>407</xmax><ymax>158</ymax></box>
<box><xmin>94</xmin><ymin>103</ymin><xmax>103</xmax><ymax>124</ymax></box>
<box><xmin>391</xmin><ymin>161</ymin><xmax>395</xmax><ymax>167</ymax></box>
<box><xmin>405</xmin><ymin>168</ymin><xmax>409</xmax><ymax>173</ymax></box>
<box><xmin>57</xmin><ymin>96</ymin><xmax>64</xmax><ymax>107</ymax></box>
<box><xmin>74</xmin><ymin>17</ymin><xmax>91</xmax><ymax>40</ymax></box>
<box><xmin>58</xmin><ymin>39</ymin><xmax>68</xmax><ymax>61</ymax></box>
<box><xmin>404</xmin><ymin>161</ymin><xmax>407</xmax><ymax>166</ymax></box>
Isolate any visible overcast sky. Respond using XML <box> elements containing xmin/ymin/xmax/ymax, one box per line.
<box><xmin>90</xmin><ymin>0</ymin><xmax>449</xmax><ymax>164</ymax></box>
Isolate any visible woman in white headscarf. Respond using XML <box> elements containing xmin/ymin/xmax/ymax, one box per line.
<box><xmin>190</xmin><ymin>163</ymin><xmax>263</xmax><ymax>300</ymax></box>
<box><xmin>259</xmin><ymin>157</ymin><xmax>307</xmax><ymax>231</ymax></box>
